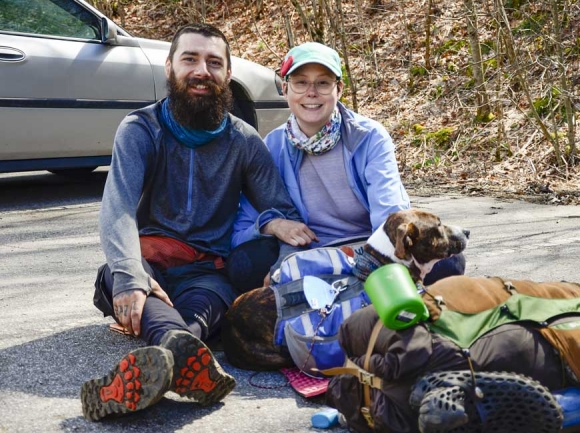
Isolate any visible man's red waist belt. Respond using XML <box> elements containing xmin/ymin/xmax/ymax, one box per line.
<box><xmin>139</xmin><ymin>235</ymin><xmax>224</xmax><ymax>271</ymax></box>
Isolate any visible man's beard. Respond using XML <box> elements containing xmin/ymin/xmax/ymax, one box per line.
<box><xmin>167</xmin><ymin>69</ymin><xmax>233</xmax><ymax>130</ymax></box>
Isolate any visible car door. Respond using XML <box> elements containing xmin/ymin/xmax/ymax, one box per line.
<box><xmin>0</xmin><ymin>0</ymin><xmax>156</xmax><ymax>171</ymax></box>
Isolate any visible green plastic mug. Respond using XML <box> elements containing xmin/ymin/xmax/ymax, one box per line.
<box><xmin>364</xmin><ymin>263</ymin><xmax>429</xmax><ymax>330</ymax></box>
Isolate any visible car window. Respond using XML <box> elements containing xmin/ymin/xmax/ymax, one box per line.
<box><xmin>0</xmin><ymin>0</ymin><xmax>101</xmax><ymax>40</ymax></box>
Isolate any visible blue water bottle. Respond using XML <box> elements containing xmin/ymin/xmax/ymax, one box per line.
<box><xmin>311</xmin><ymin>407</ymin><xmax>339</xmax><ymax>429</ymax></box>
<box><xmin>553</xmin><ymin>387</ymin><xmax>580</xmax><ymax>428</ymax></box>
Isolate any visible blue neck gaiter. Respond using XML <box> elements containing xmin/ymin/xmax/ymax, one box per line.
<box><xmin>161</xmin><ymin>98</ymin><xmax>228</xmax><ymax>148</ymax></box>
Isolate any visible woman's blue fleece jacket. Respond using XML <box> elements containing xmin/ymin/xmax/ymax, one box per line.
<box><xmin>232</xmin><ymin>102</ymin><xmax>410</xmax><ymax>248</ymax></box>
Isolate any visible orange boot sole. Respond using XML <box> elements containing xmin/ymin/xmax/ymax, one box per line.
<box><xmin>160</xmin><ymin>330</ymin><xmax>236</xmax><ymax>405</ymax></box>
<box><xmin>81</xmin><ymin>346</ymin><xmax>173</xmax><ymax>421</ymax></box>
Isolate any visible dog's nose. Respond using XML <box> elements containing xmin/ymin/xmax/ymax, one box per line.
<box><xmin>463</xmin><ymin>229</ymin><xmax>470</xmax><ymax>239</ymax></box>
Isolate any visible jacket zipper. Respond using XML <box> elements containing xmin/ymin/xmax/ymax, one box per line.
<box><xmin>187</xmin><ymin>148</ymin><xmax>194</xmax><ymax>212</ymax></box>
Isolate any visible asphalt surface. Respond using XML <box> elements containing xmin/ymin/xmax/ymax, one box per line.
<box><xmin>1</xmin><ymin>170</ymin><xmax>580</xmax><ymax>432</ymax></box>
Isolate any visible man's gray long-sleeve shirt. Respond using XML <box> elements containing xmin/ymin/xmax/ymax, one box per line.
<box><xmin>99</xmin><ymin>100</ymin><xmax>301</xmax><ymax>297</ymax></box>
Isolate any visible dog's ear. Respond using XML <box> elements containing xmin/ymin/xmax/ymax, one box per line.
<box><xmin>394</xmin><ymin>223</ymin><xmax>418</xmax><ymax>259</ymax></box>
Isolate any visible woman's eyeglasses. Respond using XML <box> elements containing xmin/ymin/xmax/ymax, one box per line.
<box><xmin>286</xmin><ymin>78</ymin><xmax>339</xmax><ymax>95</ymax></box>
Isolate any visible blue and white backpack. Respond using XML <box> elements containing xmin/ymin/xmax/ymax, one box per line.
<box><xmin>270</xmin><ymin>247</ymin><xmax>371</xmax><ymax>377</ymax></box>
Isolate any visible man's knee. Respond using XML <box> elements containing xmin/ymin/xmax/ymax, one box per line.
<box><xmin>93</xmin><ymin>263</ymin><xmax>115</xmax><ymax>317</ymax></box>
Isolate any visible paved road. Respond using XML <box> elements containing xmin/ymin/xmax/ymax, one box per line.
<box><xmin>1</xmin><ymin>171</ymin><xmax>580</xmax><ymax>432</ymax></box>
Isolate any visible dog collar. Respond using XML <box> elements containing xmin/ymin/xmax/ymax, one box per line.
<box><xmin>353</xmin><ymin>246</ymin><xmax>412</xmax><ymax>281</ymax></box>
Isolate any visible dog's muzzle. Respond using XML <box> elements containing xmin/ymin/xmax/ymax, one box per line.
<box><xmin>447</xmin><ymin>226</ymin><xmax>470</xmax><ymax>255</ymax></box>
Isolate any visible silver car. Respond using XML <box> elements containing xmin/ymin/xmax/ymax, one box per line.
<box><xmin>0</xmin><ymin>0</ymin><xmax>289</xmax><ymax>175</ymax></box>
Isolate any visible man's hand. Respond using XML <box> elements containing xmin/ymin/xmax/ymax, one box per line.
<box><xmin>261</xmin><ymin>218</ymin><xmax>318</xmax><ymax>246</ymax></box>
<box><xmin>113</xmin><ymin>277</ymin><xmax>173</xmax><ymax>337</ymax></box>
<box><xmin>113</xmin><ymin>289</ymin><xmax>146</xmax><ymax>337</ymax></box>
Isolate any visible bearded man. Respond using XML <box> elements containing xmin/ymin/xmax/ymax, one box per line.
<box><xmin>81</xmin><ymin>23</ymin><xmax>308</xmax><ymax>421</ymax></box>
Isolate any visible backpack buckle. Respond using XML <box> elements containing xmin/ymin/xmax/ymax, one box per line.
<box><xmin>361</xmin><ymin>407</ymin><xmax>374</xmax><ymax>427</ymax></box>
<box><xmin>358</xmin><ymin>369</ymin><xmax>374</xmax><ymax>386</ymax></box>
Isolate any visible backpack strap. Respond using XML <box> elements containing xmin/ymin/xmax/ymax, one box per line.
<box><xmin>320</xmin><ymin>358</ymin><xmax>383</xmax><ymax>389</ymax></box>
<box><xmin>316</xmin><ymin>320</ymin><xmax>384</xmax><ymax>428</ymax></box>
<box><xmin>361</xmin><ymin>320</ymin><xmax>383</xmax><ymax>427</ymax></box>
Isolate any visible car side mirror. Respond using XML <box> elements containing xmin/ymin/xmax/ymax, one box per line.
<box><xmin>100</xmin><ymin>17</ymin><xmax>118</xmax><ymax>44</ymax></box>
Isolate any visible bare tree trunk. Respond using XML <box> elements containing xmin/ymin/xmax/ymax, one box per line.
<box><xmin>284</xmin><ymin>13</ymin><xmax>295</xmax><ymax>48</ymax></box>
<box><xmin>464</xmin><ymin>0</ymin><xmax>492</xmax><ymax>121</ymax></box>
<box><xmin>255</xmin><ymin>0</ymin><xmax>263</xmax><ymax>18</ymax></box>
<box><xmin>495</xmin><ymin>0</ymin><xmax>562</xmax><ymax>166</ymax></box>
<box><xmin>310</xmin><ymin>0</ymin><xmax>325</xmax><ymax>42</ymax></box>
<box><xmin>288</xmin><ymin>0</ymin><xmax>324</xmax><ymax>42</ymax></box>
<box><xmin>290</xmin><ymin>0</ymin><xmax>316</xmax><ymax>40</ymax></box>
<box><xmin>493</xmin><ymin>9</ymin><xmax>507</xmax><ymax>161</ymax></box>
<box><xmin>352</xmin><ymin>0</ymin><xmax>374</xmax><ymax>93</ymax></box>
<box><xmin>550</xmin><ymin>0</ymin><xmax>576</xmax><ymax>162</ymax></box>
<box><xmin>334</xmin><ymin>0</ymin><xmax>358</xmax><ymax>111</ymax></box>
<box><xmin>397</xmin><ymin>1</ymin><xmax>415</xmax><ymax>89</ymax></box>
<box><xmin>425</xmin><ymin>0</ymin><xmax>433</xmax><ymax>70</ymax></box>
<box><xmin>324</xmin><ymin>0</ymin><xmax>337</xmax><ymax>47</ymax></box>
<box><xmin>198</xmin><ymin>0</ymin><xmax>206</xmax><ymax>22</ymax></box>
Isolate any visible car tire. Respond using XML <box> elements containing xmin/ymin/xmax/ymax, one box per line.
<box><xmin>230</xmin><ymin>83</ymin><xmax>257</xmax><ymax>130</ymax></box>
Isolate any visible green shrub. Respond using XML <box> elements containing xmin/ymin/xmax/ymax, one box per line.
<box><xmin>532</xmin><ymin>87</ymin><xmax>563</xmax><ymax>118</ymax></box>
<box><xmin>425</xmin><ymin>128</ymin><xmax>455</xmax><ymax>148</ymax></box>
<box><xmin>410</xmin><ymin>65</ymin><xmax>428</xmax><ymax>76</ymax></box>
<box><xmin>412</xmin><ymin>124</ymin><xmax>425</xmax><ymax>134</ymax></box>
<box><xmin>480</xmin><ymin>40</ymin><xmax>495</xmax><ymax>55</ymax></box>
<box><xmin>504</xmin><ymin>0</ymin><xmax>528</xmax><ymax>10</ymax></box>
<box><xmin>413</xmin><ymin>156</ymin><xmax>440</xmax><ymax>169</ymax></box>
<box><xmin>483</xmin><ymin>58</ymin><xmax>497</xmax><ymax>72</ymax></box>
<box><xmin>513</xmin><ymin>13</ymin><xmax>547</xmax><ymax>35</ymax></box>
<box><xmin>436</xmin><ymin>39</ymin><xmax>467</xmax><ymax>55</ymax></box>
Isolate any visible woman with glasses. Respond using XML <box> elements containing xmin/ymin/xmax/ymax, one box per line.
<box><xmin>227</xmin><ymin>42</ymin><xmax>464</xmax><ymax>291</ymax></box>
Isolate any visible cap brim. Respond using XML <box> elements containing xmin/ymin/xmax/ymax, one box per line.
<box><xmin>286</xmin><ymin>60</ymin><xmax>341</xmax><ymax>78</ymax></box>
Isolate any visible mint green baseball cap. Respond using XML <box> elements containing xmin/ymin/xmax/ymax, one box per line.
<box><xmin>280</xmin><ymin>42</ymin><xmax>342</xmax><ymax>79</ymax></box>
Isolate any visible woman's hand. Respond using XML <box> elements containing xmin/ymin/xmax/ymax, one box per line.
<box><xmin>262</xmin><ymin>218</ymin><xmax>318</xmax><ymax>246</ymax></box>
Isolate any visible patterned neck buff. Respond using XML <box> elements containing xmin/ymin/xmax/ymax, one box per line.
<box><xmin>285</xmin><ymin>107</ymin><xmax>342</xmax><ymax>155</ymax></box>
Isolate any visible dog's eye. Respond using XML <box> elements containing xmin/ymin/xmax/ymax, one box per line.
<box><xmin>429</xmin><ymin>226</ymin><xmax>446</xmax><ymax>240</ymax></box>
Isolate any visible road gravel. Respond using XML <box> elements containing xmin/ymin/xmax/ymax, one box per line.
<box><xmin>1</xmin><ymin>172</ymin><xmax>579</xmax><ymax>432</ymax></box>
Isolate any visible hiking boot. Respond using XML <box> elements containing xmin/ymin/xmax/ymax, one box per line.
<box><xmin>160</xmin><ymin>330</ymin><xmax>236</xmax><ymax>405</ymax></box>
<box><xmin>81</xmin><ymin>346</ymin><xmax>174</xmax><ymax>421</ymax></box>
<box><xmin>410</xmin><ymin>370</ymin><xmax>563</xmax><ymax>433</ymax></box>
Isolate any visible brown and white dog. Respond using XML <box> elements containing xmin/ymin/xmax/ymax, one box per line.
<box><xmin>221</xmin><ymin>208</ymin><xmax>470</xmax><ymax>371</ymax></box>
